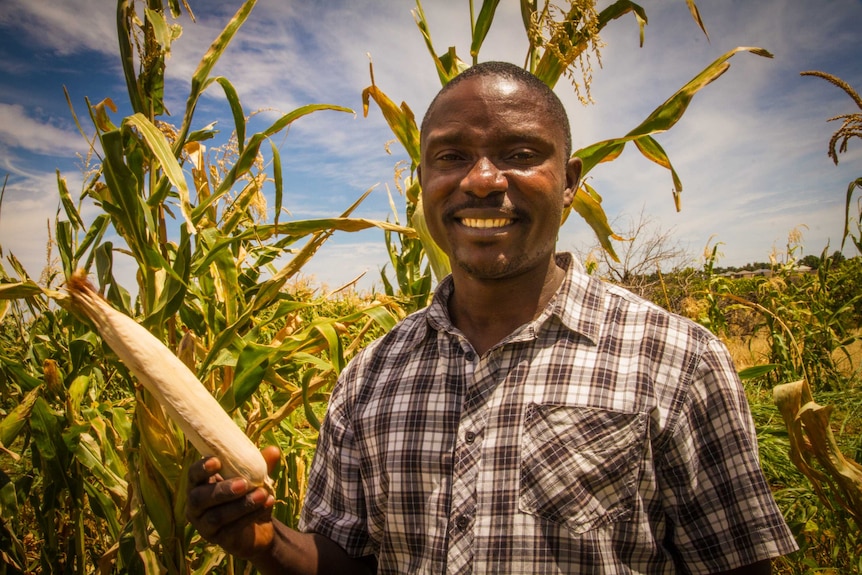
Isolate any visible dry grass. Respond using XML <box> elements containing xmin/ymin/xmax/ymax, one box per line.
<box><xmin>723</xmin><ymin>329</ymin><xmax>862</xmax><ymax>380</ymax></box>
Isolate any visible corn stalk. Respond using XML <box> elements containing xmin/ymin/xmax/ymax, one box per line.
<box><xmin>0</xmin><ymin>1</ymin><xmax>408</xmax><ymax>573</ymax></box>
<box><xmin>365</xmin><ymin>0</ymin><xmax>772</xmax><ymax>282</ymax></box>
<box><xmin>774</xmin><ymin>379</ymin><xmax>862</xmax><ymax>529</ymax></box>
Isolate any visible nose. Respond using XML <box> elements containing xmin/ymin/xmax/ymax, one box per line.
<box><xmin>461</xmin><ymin>157</ymin><xmax>507</xmax><ymax>197</ymax></box>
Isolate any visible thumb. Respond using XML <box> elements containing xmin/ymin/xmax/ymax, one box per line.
<box><xmin>261</xmin><ymin>445</ymin><xmax>281</xmax><ymax>475</ymax></box>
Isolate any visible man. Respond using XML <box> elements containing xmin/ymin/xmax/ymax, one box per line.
<box><xmin>186</xmin><ymin>61</ymin><xmax>798</xmax><ymax>574</ymax></box>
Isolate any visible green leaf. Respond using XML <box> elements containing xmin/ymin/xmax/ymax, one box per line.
<box><xmin>193</xmin><ymin>104</ymin><xmax>353</xmax><ymax>222</ymax></box>
<box><xmin>301</xmin><ymin>369</ymin><xmax>321</xmax><ymax>431</ymax></box>
<box><xmin>574</xmin><ymin>46</ymin><xmax>773</xmax><ymax>197</ymax></box>
<box><xmin>56</xmin><ymin>220</ymin><xmax>74</xmax><ymax>279</ymax></box>
<box><xmin>314</xmin><ymin>321</ymin><xmax>344</xmax><ymax>374</ymax></box>
<box><xmin>30</xmin><ymin>397</ymin><xmax>69</xmax><ymax>480</ymax></box>
<box><xmin>412</xmin><ymin>195</ymin><xmax>451</xmax><ymax>281</ymax></box>
<box><xmin>215</xmin><ymin>76</ymin><xmax>246</xmax><ymax>154</ymax></box>
<box><xmin>567</xmin><ymin>182</ymin><xmax>621</xmax><ymax>262</ymax></box>
<box><xmin>272</xmin><ymin>140</ymin><xmax>284</xmax><ymax>226</ymax></box>
<box><xmin>230</xmin><ymin>341</ymin><xmax>273</xmax><ymax>409</ymax></box>
<box><xmin>362</xmin><ymin>304</ymin><xmax>398</xmax><ymax>333</ymax></box>
<box><xmin>471</xmin><ymin>0</ymin><xmax>501</xmax><ymax>61</ymax></box>
<box><xmin>684</xmin><ymin>0</ymin><xmax>709</xmax><ymax>40</ymax></box>
<box><xmin>75</xmin><ymin>214</ymin><xmax>111</xmax><ymax>268</ymax></box>
<box><xmin>362</xmin><ymin>70</ymin><xmax>421</xmax><ymax>166</ymax></box>
<box><xmin>633</xmin><ymin>135</ymin><xmax>683</xmax><ymax>210</ymax></box>
<box><xmin>0</xmin><ymin>386</ymin><xmax>41</xmax><ymax>448</ymax></box>
<box><xmin>125</xmin><ymin>113</ymin><xmax>194</xmax><ymax>233</ymax></box>
<box><xmin>0</xmin><ymin>280</ymin><xmax>43</xmax><ymax>300</ymax></box>
<box><xmin>175</xmin><ymin>0</ymin><xmax>258</xmax><ymax>153</ymax></box>
<box><xmin>72</xmin><ymin>432</ymin><xmax>129</xmax><ymax>500</ymax></box>
<box><xmin>738</xmin><ymin>364</ymin><xmax>779</xmax><ymax>380</ymax></box>
<box><xmin>57</xmin><ymin>171</ymin><xmax>84</xmax><ymax>229</ymax></box>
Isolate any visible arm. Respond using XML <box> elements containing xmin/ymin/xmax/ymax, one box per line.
<box><xmin>185</xmin><ymin>449</ymin><xmax>375</xmax><ymax>575</ymax></box>
<box><xmin>713</xmin><ymin>559</ymin><xmax>772</xmax><ymax>575</ymax></box>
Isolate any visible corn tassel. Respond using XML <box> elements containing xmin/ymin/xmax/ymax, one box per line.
<box><xmin>67</xmin><ymin>271</ymin><xmax>272</xmax><ymax>492</ymax></box>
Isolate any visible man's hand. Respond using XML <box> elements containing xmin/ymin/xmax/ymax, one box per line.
<box><xmin>186</xmin><ymin>445</ymin><xmax>282</xmax><ymax>560</ymax></box>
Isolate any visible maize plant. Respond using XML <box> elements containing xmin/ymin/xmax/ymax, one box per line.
<box><xmin>0</xmin><ymin>0</ymin><xmax>407</xmax><ymax>573</ymax></box>
<box><xmin>367</xmin><ymin>0</ymin><xmax>773</xmax><ymax>286</ymax></box>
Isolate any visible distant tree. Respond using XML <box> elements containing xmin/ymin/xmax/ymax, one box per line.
<box><xmin>572</xmin><ymin>208</ymin><xmax>694</xmax><ymax>307</ymax></box>
<box><xmin>800</xmin><ymin>254</ymin><xmax>821</xmax><ymax>269</ymax></box>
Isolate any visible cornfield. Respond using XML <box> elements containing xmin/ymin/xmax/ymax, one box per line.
<box><xmin>0</xmin><ymin>1</ymin><xmax>860</xmax><ymax>573</ymax></box>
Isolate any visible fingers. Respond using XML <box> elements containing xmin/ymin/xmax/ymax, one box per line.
<box><xmin>189</xmin><ymin>483</ymin><xmax>274</xmax><ymax>541</ymax></box>
<box><xmin>261</xmin><ymin>445</ymin><xmax>281</xmax><ymax>475</ymax></box>
<box><xmin>188</xmin><ymin>455</ymin><xmax>222</xmax><ymax>486</ymax></box>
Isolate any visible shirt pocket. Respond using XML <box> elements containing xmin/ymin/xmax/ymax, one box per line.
<box><xmin>518</xmin><ymin>403</ymin><xmax>647</xmax><ymax>534</ymax></box>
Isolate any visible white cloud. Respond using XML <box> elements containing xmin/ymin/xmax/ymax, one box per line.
<box><xmin>0</xmin><ymin>0</ymin><xmax>117</xmax><ymax>56</ymax></box>
<box><xmin>0</xmin><ymin>104</ymin><xmax>89</xmax><ymax>156</ymax></box>
<box><xmin>2</xmin><ymin>0</ymin><xmax>861</xmax><ymax>290</ymax></box>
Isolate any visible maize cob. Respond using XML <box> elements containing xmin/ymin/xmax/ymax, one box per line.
<box><xmin>67</xmin><ymin>271</ymin><xmax>272</xmax><ymax>492</ymax></box>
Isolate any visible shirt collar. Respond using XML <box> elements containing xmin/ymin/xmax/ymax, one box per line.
<box><xmin>420</xmin><ymin>252</ymin><xmax>604</xmax><ymax>349</ymax></box>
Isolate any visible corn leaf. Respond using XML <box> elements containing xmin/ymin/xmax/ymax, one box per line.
<box><xmin>57</xmin><ymin>171</ymin><xmax>85</xmax><ymax>229</ymax></box>
<box><xmin>471</xmin><ymin>0</ymin><xmax>501</xmax><ymax>61</ymax></box>
<box><xmin>194</xmin><ymin>104</ymin><xmax>353</xmax><ymax>223</ymax></box>
<box><xmin>0</xmin><ymin>280</ymin><xmax>43</xmax><ymax>300</ymax></box>
<box><xmin>412</xmin><ymin>195</ymin><xmax>451</xmax><ymax>281</ymax></box>
<box><xmin>215</xmin><ymin>76</ymin><xmax>246</xmax><ymax>154</ymax></box>
<box><xmin>684</xmin><ymin>0</ymin><xmax>709</xmax><ymax>40</ymax></box>
<box><xmin>842</xmin><ymin>177</ymin><xmax>862</xmax><ymax>250</ymax></box>
<box><xmin>175</xmin><ymin>0</ymin><xmax>257</xmax><ymax>153</ymax></box>
<box><xmin>362</xmin><ymin>79</ymin><xmax>421</xmax><ymax>167</ymax></box>
<box><xmin>633</xmin><ymin>135</ymin><xmax>683</xmax><ymax>209</ymax></box>
<box><xmin>575</xmin><ymin>46</ymin><xmax>773</xmax><ymax>207</ymax></box>
<box><xmin>738</xmin><ymin>364</ymin><xmax>778</xmax><ymax>380</ymax></box>
<box><xmin>229</xmin><ymin>341</ymin><xmax>273</xmax><ymax>409</ymax></box>
<box><xmin>73</xmin><ymin>432</ymin><xmax>129</xmax><ymax>501</ymax></box>
<box><xmin>774</xmin><ymin>379</ymin><xmax>862</xmax><ymax>528</ymax></box>
<box><xmin>568</xmin><ymin>182</ymin><xmax>622</xmax><ymax>262</ymax></box>
<box><xmin>533</xmin><ymin>0</ymin><xmax>648</xmax><ymax>87</ymax></box>
<box><xmin>272</xmin><ymin>140</ymin><xmax>284</xmax><ymax>226</ymax></box>
<box><xmin>413</xmin><ymin>0</ymin><xmax>456</xmax><ymax>86</ymax></box>
<box><xmin>75</xmin><ymin>214</ymin><xmax>110</xmax><ymax>267</ymax></box>
<box><xmin>301</xmin><ymin>369</ymin><xmax>322</xmax><ymax>431</ymax></box>
<box><xmin>126</xmin><ymin>113</ymin><xmax>194</xmax><ymax>233</ymax></box>
<box><xmin>0</xmin><ymin>386</ymin><xmax>41</xmax><ymax>448</ymax></box>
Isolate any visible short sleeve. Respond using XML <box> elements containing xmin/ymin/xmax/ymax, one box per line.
<box><xmin>658</xmin><ymin>338</ymin><xmax>797</xmax><ymax>573</ymax></box>
<box><xmin>298</xmin><ymin>370</ymin><xmax>375</xmax><ymax>558</ymax></box>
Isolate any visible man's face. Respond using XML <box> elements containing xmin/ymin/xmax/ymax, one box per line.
<box><xmin>418</xmin><ymin>75</ymin><xmax>581</xmax><ymax>281</ymax></box>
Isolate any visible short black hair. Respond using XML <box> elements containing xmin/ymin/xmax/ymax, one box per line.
<box><xmin>420</xmin><ymin>61</ymin><xmax>572</xmax><ymax>158</ymax></box>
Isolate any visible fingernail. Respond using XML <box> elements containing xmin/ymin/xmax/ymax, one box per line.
<box><xmin>231</xmin><ymin>479</ymin><xmax>248</xmax><ymax>494</ymax></box>
<box><xmin>250</xmin><ymin>488</ymin><xmax>267</xmax><ymax>504</ymax></box>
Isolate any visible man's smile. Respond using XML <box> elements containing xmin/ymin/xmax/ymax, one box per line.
<box><xmin>459</xmin><ymin>217</ymin><xmax>514</xmax><ymax>229</ymax></box>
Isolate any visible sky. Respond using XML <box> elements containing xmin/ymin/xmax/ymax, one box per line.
<box><xmin>0</xmin><ymin>0</ymin><xmax>861</xmax><ymax>293</ymax></box>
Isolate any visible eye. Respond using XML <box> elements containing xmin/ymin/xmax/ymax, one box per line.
<box><xmin>507</xmin><ymin>149</ymin><xmax>540</xmax><ymax>164</ymax></box>
<box><xmin>433</xmin><ymin>150</ymin><xmax>467</xmax><ymax>164</ymax></box>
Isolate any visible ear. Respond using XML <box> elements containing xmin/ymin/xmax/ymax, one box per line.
<box><xmin>563</xmin><ymin>156</ymin><xmax>582</xmax><ymax>207</ymax></box>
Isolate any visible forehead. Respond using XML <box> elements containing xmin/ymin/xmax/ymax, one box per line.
<box><xmin>422</xmin><ymin>76</ymin><xmax>563</xmax><ymax>147</ymax></box>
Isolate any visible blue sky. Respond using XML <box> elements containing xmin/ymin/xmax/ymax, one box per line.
<box><xmin>1</xmin><ymin>0</ymin><xmax>861</xmax><ymax>292</ymax></box>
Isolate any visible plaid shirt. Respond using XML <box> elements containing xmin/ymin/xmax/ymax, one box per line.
<box><xmin>300</xmin><ymin>253</ymin><xmax>797</xmax><ymax>574</ymax></box>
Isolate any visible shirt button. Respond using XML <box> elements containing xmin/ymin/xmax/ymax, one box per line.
<box><xmin>464</xmin><ymin>351</ymin><xmax>476</xmax><ymax>362</ymax></box>
<box><xmin>465</xmin><ymin>431</ymin><xmax>476</xmax><ymax>444</ymax></box>
<box><xmin>455</xmin><ymin>515</ymin><xmax>470</xmax><ymax>530</ymax></box>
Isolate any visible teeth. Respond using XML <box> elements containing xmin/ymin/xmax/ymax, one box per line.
<box><xmin>461</xmin><ymin>218</ymin><xmax>512</xmax><ymax>229</ymax></box>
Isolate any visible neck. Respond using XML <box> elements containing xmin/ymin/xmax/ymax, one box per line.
<box><xmin>448</xmin><ymin>257</ymin><xmax>565</xmax><ymax>356</ymax></box>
